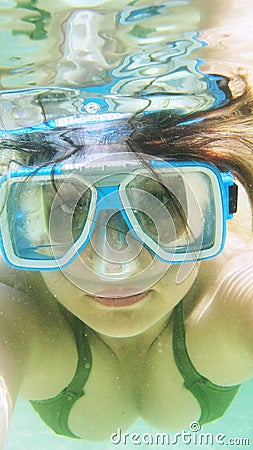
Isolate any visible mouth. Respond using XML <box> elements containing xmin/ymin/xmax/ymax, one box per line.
<box><xmin>89</xmin><ymin>289</ymin><xmax>151</xmax><ymax>307</ymax></box>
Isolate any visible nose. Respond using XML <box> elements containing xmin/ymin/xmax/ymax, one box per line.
<box><xmin>87</xmin><ymin>209</ymin><xmax>144</xmax><ymax>279</ymax></box>
<box><xmin>64</xmin><ymin>208</ymin><xmax>169</xmax><ymax>297</ymax></box>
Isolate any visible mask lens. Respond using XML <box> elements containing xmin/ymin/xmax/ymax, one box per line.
<box><xmin>124</xmin><ymin>174</ymin><xmax>187</xmax><ymax>246</ymax></box>
<box><xmin>5</xmin><ymin>175</ymin><xmax>93</xmax><ymax>263</ymax></box>
<box><xmin>123</xmin><ymin>167</ymin><xmax>218</xmax><ymax>259</ymax></box>
<box><xmin>47</xmin><ymin>177</ymin><xmax>92</xmax><ymax>246</ymax></box>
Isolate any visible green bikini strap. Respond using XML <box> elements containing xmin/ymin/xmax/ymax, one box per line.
<box><xmin>172</xmin><ymin>301</ymin><xmax>240</xmax><ymax>425</ymax></box>
<box><xmin>31</xmin><ymin>316</ymin><xmax>92</xmax><ymax>439</ymax></box>
<box><xmin>65</xmin><ymin>316</ymin><xmax>92</xmax><ymax>399</ymax></box>
<box><xmin>173</xmin><ymin>301</ymin><xmax>203</xmax><ymax>386</ymax></box>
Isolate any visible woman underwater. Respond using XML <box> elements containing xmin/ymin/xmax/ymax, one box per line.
<box><xmin>1</xmin><ymin>0</ymin><xmax>253</xmax><ymax>447</ymax></box>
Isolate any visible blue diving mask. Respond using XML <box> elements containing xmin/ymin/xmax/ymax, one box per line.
<box><xmin>0</xmin><ymin>154</ymin><xmax>237</xmax><ymax>271</ymax></box>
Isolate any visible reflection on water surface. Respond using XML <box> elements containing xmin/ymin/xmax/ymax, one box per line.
<box><xmin>1</xmin><ymin>0</ymin><xmax>251</xmax><ymax>132</ymax></box>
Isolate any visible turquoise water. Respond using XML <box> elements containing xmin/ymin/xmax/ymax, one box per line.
<box><xmin>1</xmin><ymin>1</ymin><xmax>253</xmax><ymax>449</ymax></box>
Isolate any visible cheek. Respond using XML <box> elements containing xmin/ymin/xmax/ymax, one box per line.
<box><xmin>153</xmin><ymin>262</ymin><xmax>199</xmax><ymax>304</ymax></box>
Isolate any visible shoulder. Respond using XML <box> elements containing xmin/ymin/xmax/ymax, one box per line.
<box><xmin>0</xmin><ymin>258</ymin><xmax>80</xmax><ymax>399</ymax></box>
<box><xmin>184</xmin><ymin>226</ymin><xmax>253</xmax><ymax>386</ymax></box>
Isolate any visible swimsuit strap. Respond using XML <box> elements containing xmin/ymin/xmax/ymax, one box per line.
<box><xmin>173</xmin><ymin>301</ymin><xmax>240</xmax><ymax>425</ymax></box>
<box><xmin>31</xmin><ymin>316</ymin><xmax>92</xmax><ymax>438</ymax></box>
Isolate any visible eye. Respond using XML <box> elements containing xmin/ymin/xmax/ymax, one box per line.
<box><xmin>72</xmin><ymin>193</ymin><xmax>91</xmax><ymax>227</ymax></box>
<box><xmin>60</xmin><ymin>202</ymin><xmax>73</xmax><ymax>215</ymax></box>
<box><xmin>124</xmin><ymin>174</ymin><xmax>187</xmax><ymax>245</ymax></box>
<box><xmin>42</xmin><ymin>180</ymin><xmax>92</xmax><ymax>242</ymax></box>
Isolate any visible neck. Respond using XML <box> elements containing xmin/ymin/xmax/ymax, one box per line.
<box><xmin>95</xmin><ymin>311</ymin><xmax>173</xmax><ymax>359</ymax></box>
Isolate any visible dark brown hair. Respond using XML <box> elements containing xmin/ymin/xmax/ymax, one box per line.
<box><xmin>127</xmin><ymin>85</ymin><xmax>253</xmax><ymax>217</ymax></box>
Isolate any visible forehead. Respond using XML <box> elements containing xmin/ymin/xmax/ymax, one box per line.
<box><xmin>69</xmin><ymin>143</ymin><xmax>131</xmax><ymax>164</ymax></box>
<box><xmin>60</xmin><ymin>111</ymin><xmax>177</xmax><ymax>164</ymax></box>
<box><xmin>0</xmin><ymin>110</ymin><xmax>195</xmax><ymax>168</ymax></box>
<box><xmin>52</xmin><ymin>115</ymin><xmax>163</xmax><ymax>164</ymax></box>
<box><xmin>63</xmin><ymin>146</ymin><xmax>162</xmax><ymax>178</ymax></box>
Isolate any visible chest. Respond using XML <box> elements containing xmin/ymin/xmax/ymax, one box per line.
<box><xmin>66</xmin><ymin>325</ymin><xmax>201</xmax><ymax>439</ymax></box>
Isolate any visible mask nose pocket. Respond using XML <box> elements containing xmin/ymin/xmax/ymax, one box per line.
<box><xmin>89</xmin><ymin>209</ymin><xmax>143</xmax><ymax>279</ymax></box>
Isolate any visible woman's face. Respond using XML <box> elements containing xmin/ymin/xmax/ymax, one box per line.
<box><xmin>41</xmin><ymin>150</ymin><xmax>199</xmax><ymax>337</ymax></box>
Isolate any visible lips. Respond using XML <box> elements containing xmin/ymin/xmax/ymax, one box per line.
<box><xmin>89</xmin><ymin>290</ymin><xmax>151</xmax><ymax>307</ymax></box>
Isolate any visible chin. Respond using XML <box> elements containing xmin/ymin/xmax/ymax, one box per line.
<box><xmin>86</xmin><ymin>316</ymin><xmax>153</xmax><ymax>339</ymax></box>
<box><xmin>72</xmin><ymin>300</ymin><xmax>162</xmax><ymax>338</ymax></box>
